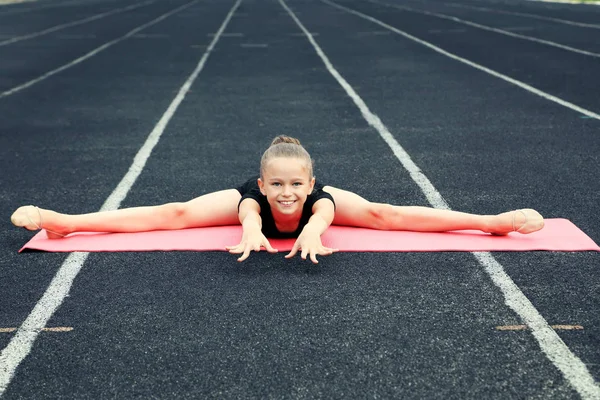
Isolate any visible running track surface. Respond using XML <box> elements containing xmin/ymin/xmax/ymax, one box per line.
<box><xmin>0</xmin><ymin>0</ymin><xmax>599</xmax><ymax>398</ymax></box>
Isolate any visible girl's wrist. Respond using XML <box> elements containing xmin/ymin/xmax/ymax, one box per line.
<box><xmin>242</xmin><ymin>219</ymin><xmax>261</xmax><ymax>231</ymax></box>
<box><xmin>303</xmin><ymin>221</ymin><xmax>326</xmax><ymax>236</ymax></box>
<box><xmin>307</xmin><ymin>215</ymin><xmax>329</xmax><ymax>234</ymax></box>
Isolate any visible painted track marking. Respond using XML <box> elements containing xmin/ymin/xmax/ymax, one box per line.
<box><xmin>0</xmin><ymin>0</ymin><xmax>123</xmax><ymax>17</ymax></box>
<box><xmin>322</xmin><ymin>0</ymin><xmax>600</xmax><ymax>122</ymax></box>
<box><xmin>0</xmin><ymin>0</ymin><xmax>34</xmax><ymax>4</ymax></box>
<box><xmin>208</xmin><ymin>32</ymin><xmax>244</xmax><ymax>36</ymax></box>
<box><xmin>0</xmin><ymin>0</ymin><xmax>199</xmax><ymax>100</ymax></box>
<box><xmin>0</xmin><ymin>0</ymin><xmax>156</xmax><ymax>47</ymax></box>
<box><xmin>367</xmin><ymin>0</ymin><xmax>600</xmax><ymax>58</ymax></box>
<box><xmin>0</xmin><ymin>328</ymin><xmax>73</xmax><ymax>333</ymax></box>
<box><xmin>280</xmin><ymin>0</ymin><xmax>600</xmax><ymax>398</ymax></box>
<box><xmin>445</xmin><ymin>1</ymin><xmax>600</xmax><ymax>30</ymax></box>
<box><xmin>497</xmin><ymin>325</ymin><xmax>584</xmax><ymax>331</ymax></box>
<box><xmin>0</xmin><ymin>0</ymin><xmax>243</xmax><ymax>395</ymax></box>
<box><xmin>240</xmin><ymin>43</ymin><xmax>268</xmax><ymax>48</ymax></box>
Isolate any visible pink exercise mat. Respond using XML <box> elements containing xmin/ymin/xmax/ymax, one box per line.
<box><xmin>19</xmin><ymin>219</ymin><xmax>599</xmax><ymax>253</ymax></box>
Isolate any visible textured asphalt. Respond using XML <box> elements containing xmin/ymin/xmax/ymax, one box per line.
<box><xmin>0</xmin><ymin>0</ymin><xmax>599</xmax><ymax>398</ymax></box>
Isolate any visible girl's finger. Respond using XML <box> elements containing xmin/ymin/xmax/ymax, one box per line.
<box><xmin>238</xmin><ymin>246</ymin><xmax>252</xmax><ymax>262</ymax></box>
<box><xmin>300</xmin><ymin>248</ymin><xmax>308</xmax><ymax>260</ymax></box>
<box><xmin>227</xmin><ymin>245</ymin><xmax>242</xmax><ymax>254</ymax></box>
<box><xmin>309</xmin><ymin>251</ymin><xmax>319</xmax><ymax>264</ymax></box>
<box><xmin>319</xmin><ymin>247</ymin><xmax>333</xmax><ymax>255</ymax></box>
<box><xmin>263</xmin><ymin>239</ymin><xmax>279</xmax><ymax>253</ymax></box>
<box><xmin>285</xmin><ymin>243</ymin><xmax>300</xmax><ymax>258</ymax></box>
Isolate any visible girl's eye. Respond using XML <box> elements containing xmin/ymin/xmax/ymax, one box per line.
<box><xmin>272</xmin><ymin>182</ymin><xmax>281</xmax><ymax>187</ymax></box>
<box><xmin>293</xmin><ymin>182</ymin><xmax>302</xmax><ymax>186</ymax></box>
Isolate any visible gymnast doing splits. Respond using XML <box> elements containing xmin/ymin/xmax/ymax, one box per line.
<box><xmin>11</xmin><ymin>135</ymin><xmax>544</xmax><ymax>263</ymax></box>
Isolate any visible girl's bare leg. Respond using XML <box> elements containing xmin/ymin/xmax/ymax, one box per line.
<box><xmin>11</xmin><ymin>189</ymin><xmax>242</xmax><ymax>238</ymax></box>
<box><xmin>323</xmin><ymin>186</ymin><xmax>544</xmax><ymax>234</ymax></box>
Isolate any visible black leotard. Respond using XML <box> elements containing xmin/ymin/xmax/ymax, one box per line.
<box><xmin>236</xmin><ymin>177</ymin><xmax>335</xmax><ymax>239</ymax></box>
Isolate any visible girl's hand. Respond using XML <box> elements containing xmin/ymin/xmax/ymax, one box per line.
<box><xmin>226</xmin><ymin>230</ymin><xmax>278</xmax><ymax>262</ymax></box>
<box><xmin>285</xmin><ymin>230</ymin><xmax>338</xmax><ymax>264</ymax></box>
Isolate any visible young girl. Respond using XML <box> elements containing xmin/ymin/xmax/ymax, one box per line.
<box><xmin>11</xmin><ymin>135</ymin><xmax>544</xmax><ymax>264</ymax></box>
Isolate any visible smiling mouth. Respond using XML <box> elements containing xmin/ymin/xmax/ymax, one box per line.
<box><xmin>278</xmin><ymin>200</ymin><xmax>296</xmax><ymax>207</ymax></box>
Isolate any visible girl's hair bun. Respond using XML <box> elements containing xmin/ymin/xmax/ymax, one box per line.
<box><xmin>270</xmin><ymin>135</ymin><xmax>301</xmax><ymax>146</ymax></box>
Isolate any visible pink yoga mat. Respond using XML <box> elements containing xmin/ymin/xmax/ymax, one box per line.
<box><xmin>19</xmin><ymin>219</ymin><xmax>599</xmax><ymax>253</ymax></box>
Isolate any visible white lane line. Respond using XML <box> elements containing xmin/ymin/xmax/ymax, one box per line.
<box><xmin>132</xmin><ymin>33</ymin><xmax>170</xmax><ymax>39</ymax></box>
<box><xmin>280</xmin><ymin>0</ymin><xmax>600</xmax><ymax>398</ymax></box>
<box><xmin>0</xmin><ymin>0</ymin><xmax>156</xmax><ymax>47</ymax></box>
<box><xmin>323</xmin><ymin>0</ymin><xmax>600</xmax><ymax>122</ymax></box>
<box><xmin>502</xmin><ymin>26</ymin><xmax>536</xmax><ymax>31</ymax></box>
<box><xmin>496</xmin><ymin>324</ymin><xmax>584</xmax><ymax>331</ymax></box>
<box><xmin>0</xmin><ymin>0</ymin><xmax>198</xmax><ymax>100</ymax></box>
<box><xmin>367</xmin><ymin>0</ymin><xmax>600</xmax><ymax>59</ymax></box>
<box><xmin>289</xmin><ymin>32</ymin><xmax>319</xmax><ymax>36</ymax></box>
<box><xmin>0</xmin><ymin>0</ymin><xmax>120</xmax><ymax>17</ymax></box>
<box><xmin>445</xmin><ymin>1</ymin><xmax>600</xmax><ymax>29</ymax></box>
<box><xmin>0</xmin><ymin>0</ymin><xmax>243</xmax><ymax>395</ymax></box>
<box><xmin>208</xmin><ymin>32</ymin><xmax>243</xmax><ymax>37</ymax></box>
<box><xmin>240</xmin><ymin>43</ymin><xmax>268</xmax><ymax>48</ymax></box>
<box><xmin>0</xmin><ymin>327</ymin><xmax>73</xmax><ymax>333</ymax></box>
<box><xmin>0</xmin><ymin>0</ymin><xmax>34</xmax><ymax>5</ymax></box>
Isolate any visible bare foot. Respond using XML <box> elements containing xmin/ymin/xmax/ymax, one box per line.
<box><xmin>11</xmin><ymin>206</ymin><xmax>68</xmax><ymax>239</ymax></box>
<box><xmin>487</xmin><ymin>209</ymin><xmax>545</xmax><ymax>235</ymax></box>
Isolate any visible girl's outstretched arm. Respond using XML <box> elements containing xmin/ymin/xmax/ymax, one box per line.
<box><xmin>285</xmin><ymin>198</ymin><xmax>337</xmax><ymax>264</ymax></box>
<box><xmin>226</xmin><ymin>199</ymin><xmax>278</xmax><ymax>262</ymax></box>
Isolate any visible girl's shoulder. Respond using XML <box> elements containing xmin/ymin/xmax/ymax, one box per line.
<box><xmin>236</xmin><ymin>177</ymin><xmax>260</xmax><ymax>195</ymax></box>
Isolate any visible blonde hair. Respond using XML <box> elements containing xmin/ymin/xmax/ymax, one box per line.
<box><xmin>260</xmin><ymin>135</ymin><xmax>313</xmax><ymax>179</ymax></box>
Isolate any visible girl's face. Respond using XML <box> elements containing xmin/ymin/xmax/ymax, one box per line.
<box><xmin>258</xmin><ymin>157</ymin><xmax>315</xmax><ymax>218</ymax></box>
